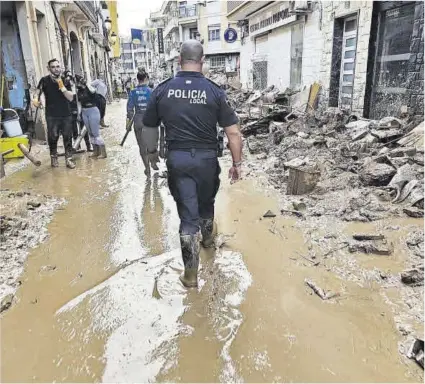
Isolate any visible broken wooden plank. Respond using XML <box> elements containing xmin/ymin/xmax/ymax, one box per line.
<box><xmin>17</xmin><ymin>143</ymin><xmax>41</xmax><ymax>167</ymax></box>
<box><xmin>352</xmin><ymin>233</ymin><xmax>385</xmax><ymax>241</ymax></box>
<box><xmin>304</xmin><ymin>279</ymin><xmax>340</xmax><ymax>300</ymax></box>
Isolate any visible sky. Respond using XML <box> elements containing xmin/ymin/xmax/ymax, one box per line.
<box><xmin>117</xmin><ymin>0</ymin><xmax>164</xmax><ymax>36</ymax></box>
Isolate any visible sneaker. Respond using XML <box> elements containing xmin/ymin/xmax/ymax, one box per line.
<box><xmin>65</xmin><ymin>158</ymin><xmax>76</xmax><ymax>169</ymax></box>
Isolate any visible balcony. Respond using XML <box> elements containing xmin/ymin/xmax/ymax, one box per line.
<box><xmin>163</xmin><ymin>11</ymin><xmax>179</xmax><ymax>38</ymax></box>
<box><xmin>75</xmin><ymin>1</ymin><xmax>98</xmax><ymax>26</ymax></box>
<box><xmin>164</xmin><ymin>41</ymin><xmax>180</xmax><ymax>61</ymax></box>
<box><xmin>178</xmin><ymin>5</ymin><xmax>198</xmax><ymax>21</ymax></box>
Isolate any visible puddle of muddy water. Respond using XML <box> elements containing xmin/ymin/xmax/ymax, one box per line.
<box><xmin>1</xmin><ymin>101</ymin><xmax>422</xmax><ymax>383</ymax></box>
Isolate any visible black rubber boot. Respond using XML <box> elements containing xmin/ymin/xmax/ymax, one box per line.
<box><xmin>51</xmin><ymin>155</ymin><xmax>59</xmax><ymax>168</ymax></box>
<box><xmin>98</xmin><ymin>145</ymin><xmax>107</xmax><ymax>159</ymax></box>
<box><xmin>200</xmin><ymin>218</ymin><xmax>216</xmax><ymax>248</ymax></box>
<box><xmin>65</xmin><ymin>157</ymin><xmax>76</xmax><ymax>169</ymax></box>
<box><xmin>179</xmin><ymin>233</ymin><xmax>201</xmax><ymax>288</ymax></box>
<box><xmin>90</xmin><ymin>145</ymin><xmax>99</xmax><ymax>158</ymax></box>
<box><xmin>84</xmin><ymin>134</ymin><xmax>93</xmax><ymax>152</ymax></box>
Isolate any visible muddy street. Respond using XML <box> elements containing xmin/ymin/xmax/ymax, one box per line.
<box><xmin>0</xmin><ymin>101</ymin><xmax>423</xmax><ymax>383</ymax></box>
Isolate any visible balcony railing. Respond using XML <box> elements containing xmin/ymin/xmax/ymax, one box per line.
<box><xmin>75</xmin><ymin>1</ymin><xmax>98</xmax><ymax>26</ymax></box>
<box><xmin>179</xmin><ymin>5</ymin><xmax>198</xmax><ymax>18</ymax></box>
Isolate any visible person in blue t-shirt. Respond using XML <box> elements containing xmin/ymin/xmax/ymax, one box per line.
<box><xmin>126</xmin><ymin>70</ymin><xmax>159</xmax><ymax>177</ymax></box>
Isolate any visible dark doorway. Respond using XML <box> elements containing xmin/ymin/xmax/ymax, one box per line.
<box><xmin>70</xmin><ymin>31</ymin><xmax>83</xmax><ymax>75</ymax></box>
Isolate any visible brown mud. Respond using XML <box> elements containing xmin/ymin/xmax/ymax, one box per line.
<box><xmin>0</xmin><ymin>101</ymin><xmax>423</xmax><ymax>383</ymax></box>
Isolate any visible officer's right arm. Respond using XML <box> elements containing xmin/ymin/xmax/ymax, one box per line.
<box><xmin>217</xmin><ymin>90</ymin><xmax>243</xmax><ymax>183</ymax></box>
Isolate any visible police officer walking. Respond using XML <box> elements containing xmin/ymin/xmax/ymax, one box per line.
<box><xmin>127</xmin><ymin>70</ymin><xmax>159</xmax><ymax>176</ymax></box>
<box><xmin>142</xmin><ymin>40</ymin><xmax>243</xmax><ymax>288</ymax></box>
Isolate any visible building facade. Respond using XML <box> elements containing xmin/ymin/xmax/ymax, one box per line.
<box><xmin>154</xmin><ymin>0</ymin><xmax>242</xmax><ymax>77</ymax></box>
<box><xmin>229</xmin><ymin>0</ymin><xmax>424</xmax><ymax>120</ymax></box>
<box><xmin>0</xmin><ymin>1</ymin><xmax>117</xmax><ymax>139</ymax></box>
<box><xmin>198</xmin><ymin>0</ymin><xmax>241</xmax><ymax>73</ymax></box>
<box><xmin>229</xmin><ymin>1</ymin><xmax>321</xmax><ymax>92</ymax></box>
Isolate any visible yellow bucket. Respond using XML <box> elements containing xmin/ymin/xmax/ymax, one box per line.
<box><xmin>0</xmin><ymin>136</ymin><xmax>29</xmax><ymax>159</ymax></box>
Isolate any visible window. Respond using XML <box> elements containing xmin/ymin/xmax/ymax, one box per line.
<box><xmin>190</xmin><ymin>28</ymin><xmax>198</xmax><ymax>40</ymax></box>
<box><xmin>370</xmin><ymin>3</ymin><xmax>415</xmax><ymax>118</ymax></box>
<box><xmin>339</xmin><ymin>16</ymin><xmax>358</xmax><ymax>110</ymax></box>
<box><xmin>122</xmin><ymin>43</ymin><xmax>132</xmax><ymax>50</ymax></box>
<box><xmin>123</xmin><ymin>63</ymin><xmax>133</xmax><ymax>70</ymax></box>
<box><xmin>121</xmin><ymin>53</ymin><xmax>132</xmax><ymax>60</ymax></box>
<box><xmin>208</xmin><ymin>25</ymin><xmax>220</xmax><ymax>41</ymax></box>
<box><xmin>210</xmin><ymin>56</ymin><xmax>226</xmax><ymax>68</ymax></box>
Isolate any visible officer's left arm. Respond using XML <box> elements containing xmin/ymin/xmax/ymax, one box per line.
<box><xmin>142</xmin><ymin>89</ymin><xmax>160</xmax><ymax>153</ymax></box>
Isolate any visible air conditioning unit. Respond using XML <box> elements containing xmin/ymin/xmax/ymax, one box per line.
<box><xmin>289</xmin><ymin>1</ymin><xmax>313</xmax><ymax>14</ymax></box>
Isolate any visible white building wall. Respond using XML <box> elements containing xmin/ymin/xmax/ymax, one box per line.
<box><xmin>302</xmin><ymin>6</ymin><xmax>323</xmax><ymax>87</ymax></box>
<box><xmin>239</xmin><ymin>35</ymin><xmax>254</xmax><ymax>90</ymax></box>
<box><xmin>267</xmin><ymin>26</ymin><xmax>292</xmax><ymax>90</ymax></box>
<box><xmin>238</xmin><ymin>1</ymin><xmax>323</xmax><ymax>92</ymax></box>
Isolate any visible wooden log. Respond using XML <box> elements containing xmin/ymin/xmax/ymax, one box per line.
<box><xmin>17</xmin><ymin>143</ymin><xmax>41</xmax><ymax>167</ymax></box>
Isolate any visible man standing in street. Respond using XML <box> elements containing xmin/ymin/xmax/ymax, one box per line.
<box><xmin>142</xmin><ymin>40</ymin><xmax>243</xmax><ymax>288</ymax></box>
<box><xmin>33</xmin><ymin>59</ymin><xmax>76</xmax><ymax>169</ymax></box>
<box><xmin>126</xmin><ymin>69</ymin><xmax>159</xmax><ymax>177</ymax></box>
<box><xmin>125</xmin><ymin>77</ymin><xmax>132</xmax><ymax>97</ymax></box>
<box><xmin>91</xmin><ymin>78</ymin><xmax>109</xmax><ymax>128</ymax></box>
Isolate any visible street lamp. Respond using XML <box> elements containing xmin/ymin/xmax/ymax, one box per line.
<box><xmin>104</xmin><ymin>16</ymin><xmax>112</xmax><ymax>31</ymax></box>
<box><xmin>110</xmin><ymin>31</ymin><xmax>117</xmax><ymax>45</ymax></box>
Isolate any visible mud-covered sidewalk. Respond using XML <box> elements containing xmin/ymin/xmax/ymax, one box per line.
<box><xmin>0</xmin><ymin>100</ymin><xmax>423</xmax><ymax>382</ymax></box>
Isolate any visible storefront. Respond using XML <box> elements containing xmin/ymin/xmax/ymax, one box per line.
<box><xmin>365</xmin><ymin>1</ymin><xmax>424</xmax><ymax>119</ymax></box>
<box><xmin>229</xmin><ymin>1</ymin><xmax>322</xmax><ymax>91</ymax></box>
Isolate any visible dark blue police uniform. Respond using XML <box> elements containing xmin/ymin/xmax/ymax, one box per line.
<box><xmin>143</xmin><ymin>71</ymin><xmax>238</xmax><ymax>235</ymax></box>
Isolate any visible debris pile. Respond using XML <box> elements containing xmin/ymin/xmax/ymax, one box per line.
<box><xmin>0</xmin><ymin>189</ymin><xmax>64</xmax><ymax>310</ymax></box>
<box><xmin>231</xmin><ymin>88</ymin><xmax>424</xmax><ymax>222</ymax></box>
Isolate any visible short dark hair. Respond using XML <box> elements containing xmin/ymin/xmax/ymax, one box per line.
<box><xmin>180</xmin><ymin>40</ymin><xmax>203</xmax><ymax>65</ymax></box>
<box><xmin>137</xmin><ymin>70</ymin><xmax>149</xmax><ymax>82</ymax></box>
<box><xmin>48</xmin><ymin>59</ymin><xmax>59</xmax><ymax>67</ymax></box>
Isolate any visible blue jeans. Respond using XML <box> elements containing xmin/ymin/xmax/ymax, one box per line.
<box><xmin>82</xmin><ymin>107</ymin><xmax>104</xmax><ymax>146</ymax></box>
<box><xmin>167</xmin><ymin>149</ymin><xmax>220</xmax><ymax>235</ymax></box>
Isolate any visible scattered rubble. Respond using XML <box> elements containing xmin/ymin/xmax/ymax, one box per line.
<box><xmin>407</xmin><ymin>338</ymin><xmax>425</xmax><ymax>369</ymax></box>
<box><xmin>401</xmin><ymin>267</ymin><xmax>424</xmax><ymax>287</ymax></box>
<box><xmin>229</xmin><ymin>81</ymin><xmax>424</xmax><ymax>369</ymax></box>
<box><xmin>0</xmin><ymin>189</ymin><xmax>65</xmax><ymax>306</ymax></box>
<box><xmin>304</xmin><ymin>279</ymin><xmax>339</xmax><ymax>300</ymax></box>
<box><xmin>348</xmin><ymin>239</ymin><xmax>393</xmax><ymax>256</ymax></box>
<box><xmin>228</xmin><ymin>82</ymin><xmax>424</xmax><ymax>222</ymax></box>
<box><xmin>0</xmin><ymin>293</ymin><xmax>14</xmax><ymax>313</ymax></box>
<box><xmin>352</xmin><ymin>233</ymin><xmax>385</xmax><ymax>241</ymax></box>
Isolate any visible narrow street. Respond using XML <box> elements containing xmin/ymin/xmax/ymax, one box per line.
<box><xmin>0</xmin><ymin>101</ymin><xmax>421</xmax><ymax>382</ymax></box>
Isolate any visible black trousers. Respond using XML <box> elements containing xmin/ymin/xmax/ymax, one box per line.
<box><xmin>166</xmin><ymin>149</ymin><xmax>220</xmax><ymax>235</ymax></box>
<box><xmin>46</xmin><ymin>116</ymin><xmax>73</xmax><ymax>158</ymax></box>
